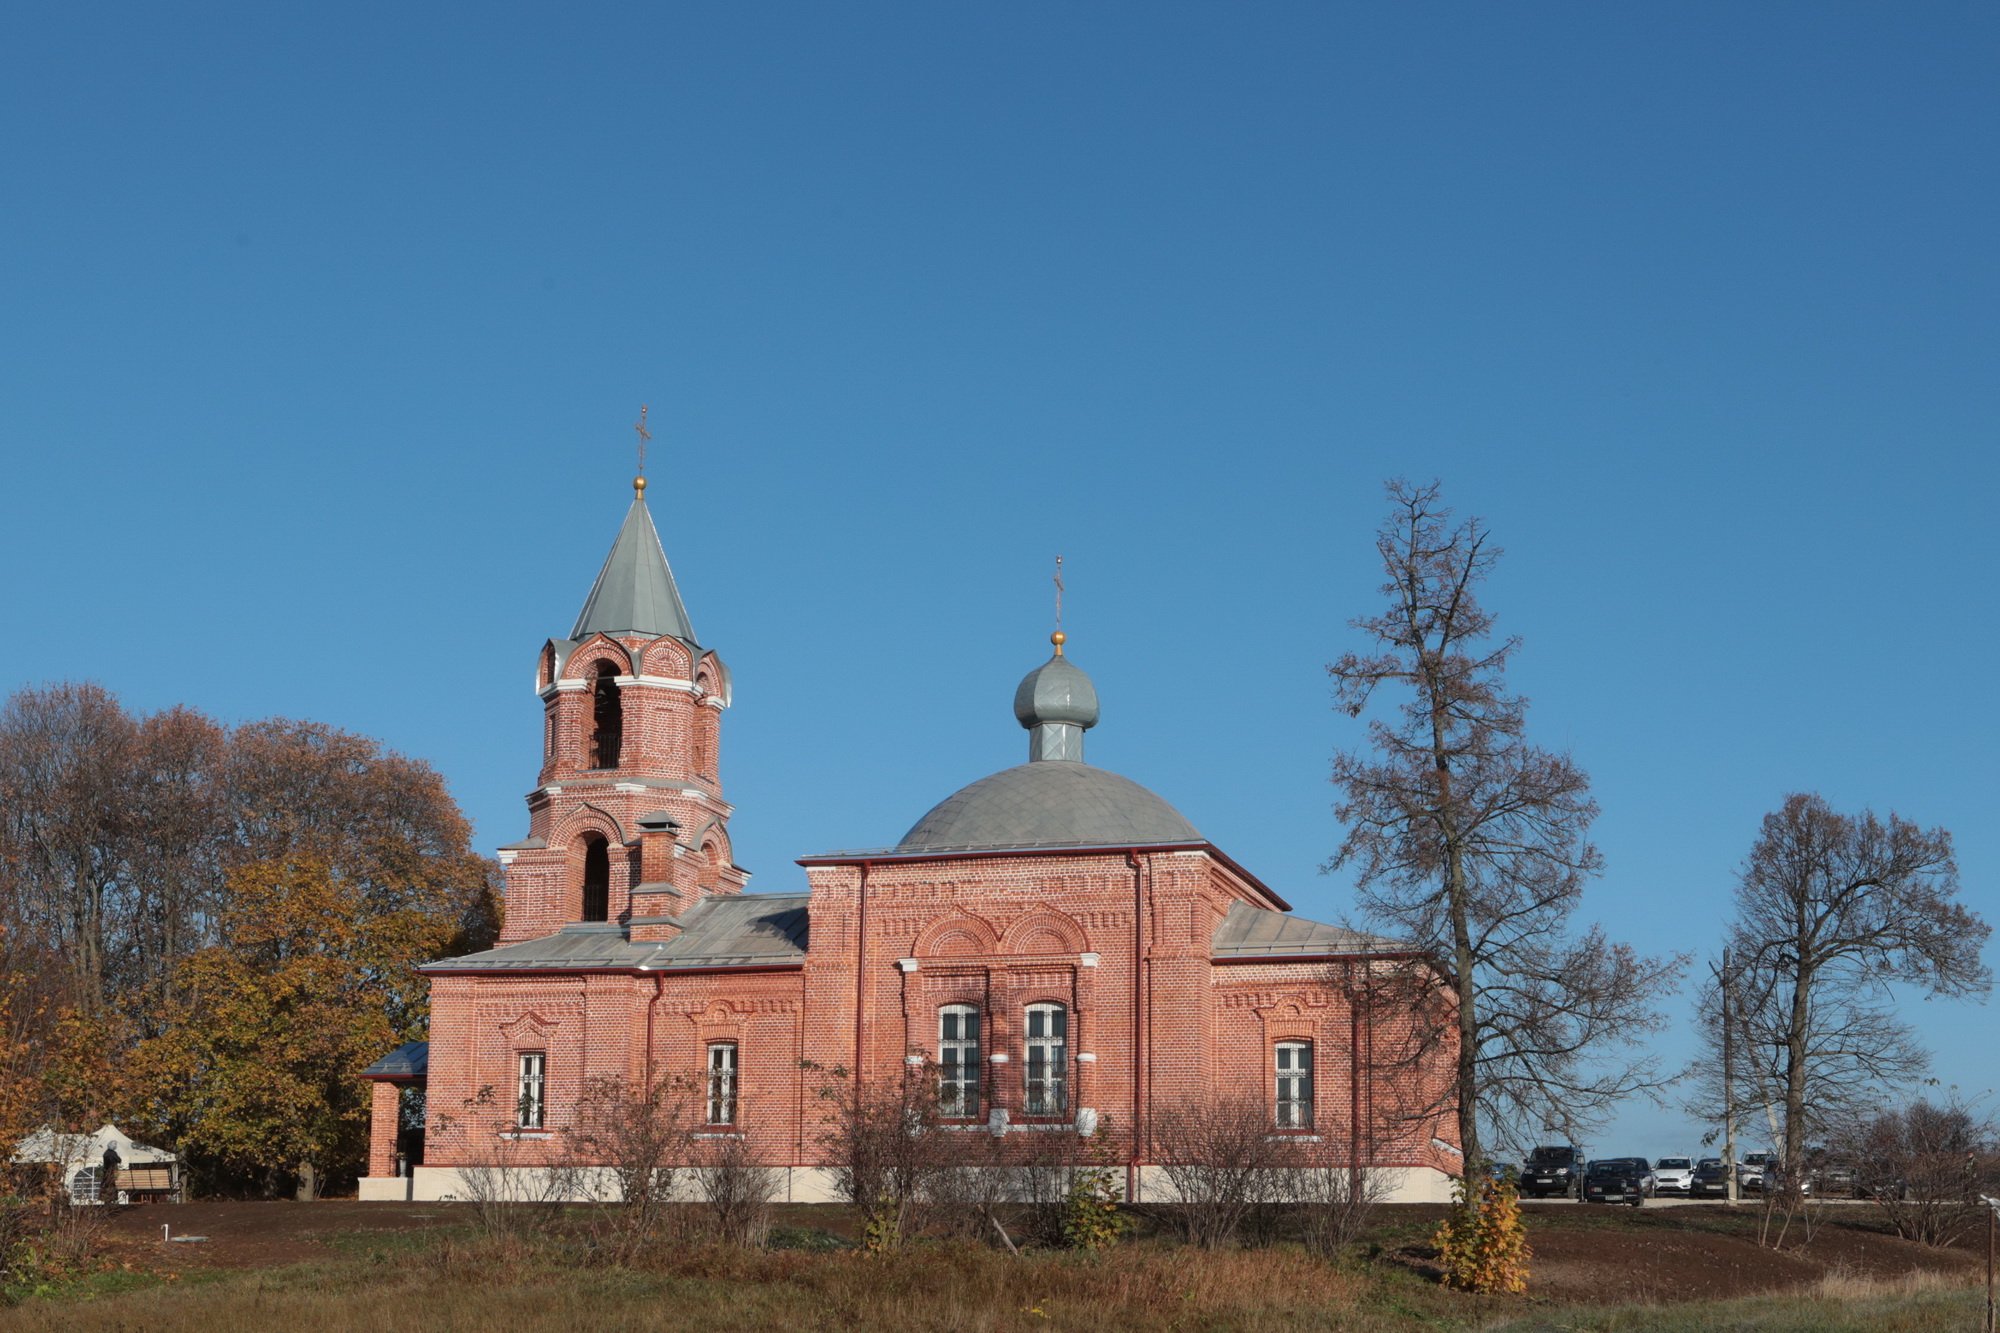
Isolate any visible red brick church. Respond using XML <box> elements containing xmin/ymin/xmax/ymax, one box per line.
<box><xmin>361</xmin><ymin>477</ymin><xmax>1460</xmax><ymax>1202</ymax></box>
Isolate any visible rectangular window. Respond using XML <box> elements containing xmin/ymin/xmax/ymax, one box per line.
<box><xmin>707</xmin><ymin>1042</ymin><xmax>738</xmax><ymax>1126</ymax></box>
<box><xmin>517</xmin><ymin>1051</ymin><xmax>546</xmax><ymax>1129</ymax></box>
<box><xmin>939</xmin><ymin>1005</ymin><xmax>981</xmax><ymax>1118</ymax></box>
<box><xmin>1024</xmin><ymin>1003</ymin><xmax>1067</xmax><ymax>1117</ymax></box>
<box><xmin>1275</xmin><ymin>1041</ymin><xmax>1313</xmax><ymax>1129</ymax></box>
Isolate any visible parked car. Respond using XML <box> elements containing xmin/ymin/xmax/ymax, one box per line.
<box><xmin>1813</xmin><ymin>1165</ymin><xmax>1858</xmax><ymax>1196</ymax></box>
<box><xmin>1650</xmin><ymin>1157</ymin><xmax>1696</xmax><ymax>1196</ymax></box>
<box><xmin>1519</xmin><ymin>1145</ymin><xmax>1586</xmax><ymax>1199</ymax></box>
<box><xmin>1582</xmin><ymin>1157</ymin><xmax>1649</xmax><ymax>1206</ymax></box>
<box><xmin>1488</xmin><ymin>1160</ymin><xmax>1520</xmax><ymax>1184</ymax></box>
<box><xmin>1739</xmin><ymin>1151</ymin><xmax>1775</xmax><ymax>1193</ymax></box>
<box><xmin>1690</xmin><ymin>1157</ymin><xmax>1734</xmax><ymax>1198</ymax></box>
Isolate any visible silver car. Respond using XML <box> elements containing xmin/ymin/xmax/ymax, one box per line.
<box><xmin>1650</xmin><ymin>1156</ymin><xmax>1695</xmax><ymax>1196</ymax></box>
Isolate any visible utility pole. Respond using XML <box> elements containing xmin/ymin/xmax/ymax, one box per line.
<box><xmin>1719</xmin><ymin>948</ymin><xmax>1739</xmax><ymax>1206</ymax></box>
<box><xmin>1981</xmin><ymin>1194</ymin><xmax>1995</xmax><ymax>1333</ymax></box>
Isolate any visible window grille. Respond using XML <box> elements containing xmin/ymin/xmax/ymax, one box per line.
<box><xmin>707</xmin><ymin>1042</ymin><xmax>738</xmax><ymax>1125</ymax></box>
<box><xmin>939</xmin><ymin>1005</ymin><xmax>980</xmax><ymax>1118</ymax></box>
<box><xmin>1275</xmin><ymin>1041</ymin><xmax>1313</xmax><ymax>1129</ymax></box>
<box><xmin>1024</xmin><ymin>1003</ymin><xmax>1067</xmax><ymax>1116</ymax></box>
<box><xmin>517</xmin><ymin>1051</ymin><xmax>546</xmax><ymax>1129</ymax></box>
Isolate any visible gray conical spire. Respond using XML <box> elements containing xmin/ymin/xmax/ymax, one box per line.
<box><xmin>570</xmin><ymin>487</ymin><xmax>697</xmax><ymax>644</ymax></box>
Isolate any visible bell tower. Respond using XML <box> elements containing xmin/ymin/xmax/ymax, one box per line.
<box><xmin>495</xmin><ymin>472</ymin><xmax>747</xmax><ymax>945</ymax></box>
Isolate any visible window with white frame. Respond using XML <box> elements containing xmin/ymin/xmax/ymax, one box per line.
<box><xmin>1024</xmin><ymin>1002</ymin><xmax>1067</xmax><ymax>1116</ymax></box>
<box><xmin>517</xmin><ymin>1051</ymin><xmax>546</xmax><ymax>1129</ymax></box>
<box><xmin>706</xmin><ymin>1042</ymin><xmax>738</xmax><ymax>1125</ymax></box>
<box><xmin>938</xmin><ymin>1005</ymin><xmax>981</xmax><ymax>1118</ymax></box>
<box><xmin>1275</xmin><ymin>1041</ymin><xmax>1313</xmax><ymax>1129</ymax></box>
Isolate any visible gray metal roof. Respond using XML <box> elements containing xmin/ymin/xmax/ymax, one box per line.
<box><xmin>657</xmin><ymin>892</ymin><xmax>810</xmax><ymax>966</ymax></box>
<box><xmin>898</xmin><ymin>761</ymin><xmax>1201</xmax><ymax>850</ymax></box>
<box><xmin>1014</xmin><ymin>655</ymin><xmax>1099</xmax><ymax>730</ymax></box>
<box><xmin>420</xmin><ymin>893</ymin><xmax>810</xmax><ymax>973</ymax></box>
<box><xmin>1210</xmin><ymin>900</ymin><xmax>1399</xmax><ymax>958</ymax></box>
<box><xmin>361</xmin><ymin>1040</ymin><xmax>430</xmax><ymax>1079</ymax></box>
<box><xmin>570</xmin><ymin>496</ymin><xmax>698</xmax><ymax>643</ymax></box>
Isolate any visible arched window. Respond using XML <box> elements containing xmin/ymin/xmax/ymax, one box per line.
<box><xmin>1275</xmin><ymin>1041</ymin><xmax>1313</xmax><ymax>1129</ymax></box>
<box><xmin>517</xmin><ymin>1051</ymin><xmax>546</xmax><ymax>1130</ymax></box>
<box><xmin>1023</xmin><ymin>1002</ymin><xmax>1067</xmax><ymax>1117</ymax></box>
<box><xmin>580</xmin><ymin>836</ymin><xmax>610</xmax><ymax>922</ymax></box>
<box><xmin>692</xmin><ymin>710</ymin><xmax>712</xmax><ymax>780</ymax></box>
<box><xmin>706</xmin><ymin>1042</ymin><xmax>737</xmax><ymax>1126</ymax></box>
<box><xmin>938</xmin><ymin>1005</ymin><xmax>980</xmax><ymax>1118</ymax></box>
<box><xmin>588</xmin><ymin>661</ymin><xmax>622</xmax><ymax>768</ymax></box>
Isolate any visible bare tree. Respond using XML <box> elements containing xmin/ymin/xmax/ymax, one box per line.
<box><xmin>1705</xmin><ymin>794</ymin><xmax>1989</xmax><ymax>1185</ymax></box>
<box><xmin>1279</xmin><ymin>1138</ymin><xmax>1389</xmax><ymax>1257</ymax></box>
<box><xmin>807</xmin><ymin>1061</ymin><xmax>952</xmax><ymax>1253</ymax></box>
<box><xmin>1833</xmin><ymin>1097</ymin><xmax>1997</xmax><ymax>1248</ymax></box>
<box><xmin>562</xmin><ymin>1073</ymin><xmax>699</xmax><ymax>1254</ymax></box>
<box><xmin>1146</xmin><ymin>1094</ymin><xmax>1296</xmax><ymax>1249</ymax></box>
<box><xmin>692</xmin><ymin>1131</ymin><xmax>780</xmax><ymax>1247</ymax></box>
<box><xmin>429</xmin><ymin>1084</ymin><xmax>582</xmax><ymax>1238</ymax></box>
<box><xmin>1328</xmin><ymin>479</ymin><xmax>1682</xmax><ymax>1170</ymax></box>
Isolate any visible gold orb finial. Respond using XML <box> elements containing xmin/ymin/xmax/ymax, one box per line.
<box><xmin>1050</xmin><ymin>629</ymin><xmax>1066</xmax><ymax>656</ymax></box>
<box><xmin>633</xmin><ymin>475</ymin><xmax>648</xmax><ymax>499</ymax></box>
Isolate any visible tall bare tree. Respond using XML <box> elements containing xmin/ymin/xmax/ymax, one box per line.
<box><xmin>1328</xmin><ymin>479</ymin><xmax>1682</xmax><ymax>1171</ymax></box>
<box><xmin>1703</xmin><ymin>793</ymin><xmax>1988</xmax><ymax>1181</ymax></box>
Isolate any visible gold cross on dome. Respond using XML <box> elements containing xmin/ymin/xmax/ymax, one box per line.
<box><xmin>634</xmin><ymin>404</ymin><xmax>653</xmax><ymax>475</ymax></box>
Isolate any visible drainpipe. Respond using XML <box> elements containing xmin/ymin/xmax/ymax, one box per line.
<box><xmin>644</xmin><ymin>974</ymin><xmax>664</xmax><ymax>1090</ymax></box>
<box><xmin>1348</xmin><ymin>961</ymin><xmax>1361</xmax><ymax>1178</ymax></box>
<box><xmin>1127</xmin><ymin>849</ymin><xmax>1145</xmax><ymax>1203</ymax></box>
<box><xmin>853</xmin><ymin>862</ymin><xmax>871</xmax><ymax>1094</ymax></box>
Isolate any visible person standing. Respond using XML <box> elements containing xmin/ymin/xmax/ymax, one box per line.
<box><xmin>99</xmin><ymin>1143</ymin><xmax>121</xmax><ymax>1203</ymax></box>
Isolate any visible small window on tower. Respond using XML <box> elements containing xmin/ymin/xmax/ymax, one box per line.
<box><xmin>581</xmin><ymin>836</ymin><xmax>610</xmax><ymax>922</ymax></box>
<box><xmin>588</xmin><ymin>661</ymin><xmax>622</xmax><ymax>768</ymax></box>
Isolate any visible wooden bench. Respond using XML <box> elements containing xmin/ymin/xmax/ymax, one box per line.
<box><xmin>111</xmin><ymin>1164</ymin><xmax>179</xmax><ymax>1202</ymax></box>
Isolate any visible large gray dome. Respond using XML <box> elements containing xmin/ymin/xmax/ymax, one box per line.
<box><xmin>898</xmin><ymin>761</ymin><xmax>1201</xmax><ymax>850</ymax></box>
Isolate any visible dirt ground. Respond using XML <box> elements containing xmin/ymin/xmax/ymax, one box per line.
<box><xmin>94</xmin><ymin>1200</ymin><xmax>460</xmax><ymax>1273</ymax></box>
<box><xmin>1379</xmin><ymin>1202</ymin><xmax>1984</xmax><ymax>1304</ymax></box>
<box><xmin>87</xmin><ymin>1198</ymin><xmax>1986</xmax><ymax>1306</ymax></box>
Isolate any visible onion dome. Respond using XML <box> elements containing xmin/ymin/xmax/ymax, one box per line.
<box><xmin>1013</xmin><ymin>631</ymin><xmax>1098</xmax><ymax>762</ymax></box>
<box><xmin>895</xmin><ymin>631</ymin><xmax>1200</xmax><ymax>850</ymax></box>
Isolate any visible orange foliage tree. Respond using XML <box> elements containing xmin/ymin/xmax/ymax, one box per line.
<box><xmin>127</xmin><ymin>857</ymin><xmax>456</xmax><ymax>1197</ymax></box>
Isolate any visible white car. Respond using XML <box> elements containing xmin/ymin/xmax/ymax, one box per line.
<box><xmin>1650</xmin><ymin>1156</ymin><xmax>1695</xmax><ymax>1196</ymax></box>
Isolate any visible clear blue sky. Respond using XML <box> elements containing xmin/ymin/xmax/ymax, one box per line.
<box><xmin>4</xmin><ymin>3</ymin><xmax>1994</xmax><ymax>1157</ymax></box>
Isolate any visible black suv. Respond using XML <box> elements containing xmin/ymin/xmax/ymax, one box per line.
<box><xmin>1519</xmin><ymin>1145</ymin><xmax>1585</xmax><ymax>1199</ymax></box>
<box><xmin>1582</xmin><ymin>1157</ymin><xmax>1649</xmax><ymax>1206</ymax></box>
<box><xmin>1690</xmin><ymin>1157</ymin><xmax>1733</xmax><ymax>1198</ymax></box>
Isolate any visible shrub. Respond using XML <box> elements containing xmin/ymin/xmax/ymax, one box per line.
<box><xmin>1432</xmin><ymin>1172</ymin><xmax>1530</xmax><ymax>1294</ymax></box>
<box><xmin>692</xmin><ymin>1131</ymin><xmax>779</xmax><ymax>1247</ymax></box>
<box><xmin>1059</xmin><ymin>1164</ymin><xmax>1126</xmax><ymax>1251</ymax></box>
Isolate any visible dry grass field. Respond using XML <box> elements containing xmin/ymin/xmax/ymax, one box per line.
<box><xmin>0</xmin><ymin>1200</ymin><xmax>1987</xmax><ymax>1332</ymax></box>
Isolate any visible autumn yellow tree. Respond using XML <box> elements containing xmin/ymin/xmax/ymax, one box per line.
<box><xmin>129</xmin><ymin>857</ymin><xmax>454</xmax><ymax>1196</ymax></box>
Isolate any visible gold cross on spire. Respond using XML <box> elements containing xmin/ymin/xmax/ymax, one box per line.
<box><xmin>1051</xmin><ymin>554</ymin><xmax>1066</xmax><ymax>655</ymax></box>
<box><xmin>632</xmin><ymin>405</ymin><xmax>653</xmax><ymax>499</ymax></box>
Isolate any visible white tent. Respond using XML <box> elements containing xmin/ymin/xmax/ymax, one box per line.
<box><xmin>12</xmin><ymin>1123</ymin><xmax>180</xmax><ymax>1203</ymax></box>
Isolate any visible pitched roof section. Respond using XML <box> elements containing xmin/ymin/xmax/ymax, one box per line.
<box><xmin>570</xmin><ymin>497</ymin><xmax>698</xmax><ymax>644</ymax></box>
<box><xmin>1211</xmin><ymin>900</ymin><xmax>1402</xmax><ymax>959</ymax></box>
<box><xmin>360</xmin><ymin>1040</ymin><xmax>430</xmax><ymax>1080</ymax></box>
<box><xmin>419</xmin><ymin>894</ymin><xmax>810</xmax><ymax>974</ymax></box>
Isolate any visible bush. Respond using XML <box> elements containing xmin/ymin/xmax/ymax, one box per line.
<box><xmin>1432</xmin><ymin>1173</ymin><xmax>1530</xmax><ymax>1294</ymax></box>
